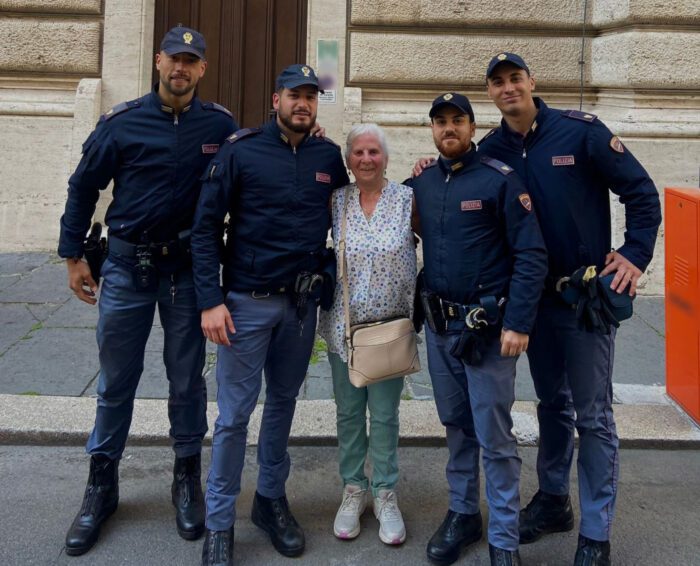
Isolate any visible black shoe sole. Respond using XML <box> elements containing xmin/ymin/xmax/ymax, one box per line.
<box><xmin>251</xmin><ymin>508</ymin><xmax>305</xmax><ymax>557</ymax></box>
<box><xmin>520</xmin><ymin>516</ymin><xmax>575</xmax><ymax>545</ymax></box>
<box><xmin>426</xmin><ymin>530</ymin><xmax>482</xmax><ymax>565</ymax></box>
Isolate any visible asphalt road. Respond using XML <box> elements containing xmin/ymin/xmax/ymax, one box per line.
<box><xmin>0</xmin><ymin>445</ymin><xmax>698</xmax><ymax>565</ymax></box>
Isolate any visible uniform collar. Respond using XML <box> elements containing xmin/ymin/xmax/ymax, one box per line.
<box><xmin>149</xmin><ymin>83</ymin><xmax>197</xmax><ymax>115</ymax></box>
<box><xmin>499</xmin><ymin>97</ymin><xmax>550</xmax><ymax>141</ymax></box>
<box><xmin>265</xmin><ymin>118</ymin><xmax>310</xmax><ymax>147</ymax></box>
<box><xmin>437</xmin><ymin>143</ymin><xmax>478</xmax><ymax>176</ymax></box>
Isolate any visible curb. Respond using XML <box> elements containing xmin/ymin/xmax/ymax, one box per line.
<box><xmin>1</xmin><ymin>394</ymin><xmax>698</xmax><ymax>449</ymax></box>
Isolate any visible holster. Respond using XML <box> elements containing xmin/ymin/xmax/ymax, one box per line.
<box><xmin>83</xmin><ymin>223</ymin><xmax>107</xmax><ymax>284</ymax></box>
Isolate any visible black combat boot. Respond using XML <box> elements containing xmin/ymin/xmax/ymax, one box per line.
<box><xmin>172</xmin><ymin>453</ymin><xmax>205</xmax><ymax>540</ymax></box>
<box><xmin>489</xmin><ymin>544</ymin><xmax>522</xmax><ymax>566</ymax></box>
<box><xmin>65</xmin><ymin>455</ymin><xmax>119</xmax><ymax>556</ymax></box>
<box><xmin>201</xmin><ymin>528</ymin><xmax>234</xmax><ymax>566</ymax></box>
<box><xmin>574</xmin><ymin>534</ymin><xmax>611</xmax><ymax>566</ymax></box>
<box><xmin>519</xmin><ymin>490</ymin><xmax>574</xmax><ymax>544</ymax></box>
<box><xmin>426</xmin><ymin>509</ymin><xmax>483</xmax><ymax>565</ymax></box>
<box><xmin>251</xmin><ymin>492</ymin><xmax>305</xmax><ymax>557</ymax></box>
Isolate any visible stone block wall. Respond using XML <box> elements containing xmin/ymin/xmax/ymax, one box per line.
<box><xmin>336</xmin><ymin>0</ymin><xmax>700</xmax><ymax>295</ymax></box>
<box><xmin>0</xmin><ymin>0</ymin><xmax>103</xmax><ymax>251</ymax></box>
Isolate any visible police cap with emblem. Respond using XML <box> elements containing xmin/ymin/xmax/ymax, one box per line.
<box><xmin>429</xmin><ymin>92</ymin><xmax>475</xmax><ymax>122</ymax></box>
<box><xmin>486</xmin><ymin>52</ymin><xmax>530</xmax><ymax>78</ymax></box>
<box><xmin>160</xmin><ymin>25</ymin><xmax>206</xmax><ymax>60</ymax></box>
<box><xmin>275</xmin><ymin>64</ymin><xmax>324</xmax><ymax>93</ymax></box>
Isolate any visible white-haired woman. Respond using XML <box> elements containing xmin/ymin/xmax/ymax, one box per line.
<box><xmin>318</xmin><ymin>123</ymin><xmax>418</xmax><ymax>545</ymax></box>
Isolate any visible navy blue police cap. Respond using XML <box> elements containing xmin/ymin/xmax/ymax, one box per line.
<box><xmin>429</xmin><ymin>92</ymin><xmax>475</xmax><ymax>122</ymax></box>
<box><xmin>160</xmin><ymin>25</ymin><xmax>206</xmax><ymax>59</ymax></box>
<box><xmin>486</xmin><ymin>52</ymin><xmax>530</xmax><ymax>78</ymax></box>
<box><xmin>275</xmin><ymin>64</ymin><xmax>324</xmax><ymax>93</ymax></box>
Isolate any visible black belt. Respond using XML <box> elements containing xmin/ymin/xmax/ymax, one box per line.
<box><xmin>108</xmin><ymin>234</ymin><xmax>187</xmax><ymax>259</ymax></box>
<box><xmin>229</xmin><ymin>285</ymin><xmax>288</xmax><ymax>298</ymax></box>
<box><xmin>441</xmin><ymin>296</ymin><xmax>503</xmax><ymax>329</ymax></box>
<box><xmin>440</xmin><ymin>299</ymin><xmax>481</xmax><ymax>321</ymax></box>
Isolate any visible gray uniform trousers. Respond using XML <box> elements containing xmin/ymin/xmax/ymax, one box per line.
<box><xmin>205</xmin><ymin>290</ymin><xmax>317</xmax><ymax>531</ymax></box>
<box><xmin>527</xmin><ymin>297</ymin><xmax>618</xmax><ymax>542</ymax></box>
<box><xmin>425</xmin><ymin>324</ymin><xmax>521</xmax><ymax>551</ymax></box>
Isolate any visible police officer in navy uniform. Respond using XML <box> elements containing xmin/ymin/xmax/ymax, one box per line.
<box><xmin>478</xmin><ymin>53</ymin><xmax>662</xmax><ymax>565</ymax></box>
<box><xmin>408</xmin><ymin>94</ymin><xmax>547</xmax><ymax>566</ymax></box>
<box><xmin>191</xmin><ymin>64</ymin><xmax>348</xmax><ymax>565</ymax></box>
<box><xmin>58</xmin><ymin>26</ymin><xmax>237</xmax><ymax>556</ymax></box>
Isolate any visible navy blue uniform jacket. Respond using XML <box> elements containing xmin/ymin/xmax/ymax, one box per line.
<box><xmin>191</xmin><ymin>120</ymin><xmax>349</xmax><ymax>311</ymax></box>
<box><xmin>58</xmin><ymin>87</ymin><xmax>237</xmax><ymax>258</ymax></box>
<box><xmin>408</xmin><ymin>148</ymin><xmax>548</xmax><ymax>334</ymax></box>
<box><xmin>478</xmin><ymin>98</ymin><xmax>661</xmax><ymax>278</ymax></box>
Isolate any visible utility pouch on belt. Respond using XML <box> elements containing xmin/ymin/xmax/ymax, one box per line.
<box><xmin>133</xmin><ymin>246</ymin><xmax>157</xmax><ymax>291</ymax></box>
<box><xmin>557</xmin><ymin>266</ymin><xmax>634</xmax><ymax>334</ymax></box>
<box><xmin>84</xmin><ymin>222</ymin><xmax>107</xmax><ymax>284</ymax></box>
<box><xmin>447</xmin><ymin>296</ymin><xmax>503</xmax><ymax>366</ymax></box>
<box><xmin>420</xmin><ymin>288</ymin><xmax>447</xmax><ymax>335</ymax></box>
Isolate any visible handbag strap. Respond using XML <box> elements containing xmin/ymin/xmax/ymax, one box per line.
<box><xmin>339</xmin><ymin>186</ymin><xmax>353</xmax><ymax>349</ymax></box>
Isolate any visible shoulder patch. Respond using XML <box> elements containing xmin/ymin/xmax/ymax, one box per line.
<box><xmin>226</xmin><ymin>127</ymin><xmax>262</xmax><ymax>144</ymax></box>
<box><xmin>477</xmin><ymin>128</ymin><xmax>498</xmax><ymax>146</ymax></box>
<box><xmin>564</xmin><ymin>109</ymin><xmax>597</xmax><ymax>123</ymax></box>
<box><xmin>202</xmin><ymin>101</ymin><xmax>233</xmax><ymax>118</ymax></box>
<box><xmin>480</xmin><ymin>156</ymin><xmax>513</xmax><ymax>175</ymax></box>
<box><xmin>100</xmin><ymin>99</ymin><xmax>141</xmax><ymax>122</ymax></box>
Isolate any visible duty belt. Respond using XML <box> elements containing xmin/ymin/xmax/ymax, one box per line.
<box><xmin>440</xmin><ymin>296</ymin><xmax>504</xmax><ymax>330</ymax></box>
<box><xmin>108</xmin><ymin>232</ymin><xmax>190</xmax><ymax>259</ymax></box>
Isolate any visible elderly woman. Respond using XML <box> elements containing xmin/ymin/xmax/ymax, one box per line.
<box><xmin>318</xmin><ymin>123</ymin><xmax>418</xmax><ymax>545</ymax></box>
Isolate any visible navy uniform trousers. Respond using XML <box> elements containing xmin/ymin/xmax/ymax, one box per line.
<box><xmin>425</xmin><ymin>324</ymin><xmax>521</xmax><ymax>552</ymax></box>
<box><xmin>528</xmin><ymin>297</ymin><xmax>618</xmax><ymax>542</ymax></box>
<box><xmin>205</xmin><ymin>290</ymin><xmax>317</xmax><ymax>530</ymax></box>
<box><xmin>87</xmin><ymin>257</ymin><xmax>208</xmax><ymax>459</ymax></box>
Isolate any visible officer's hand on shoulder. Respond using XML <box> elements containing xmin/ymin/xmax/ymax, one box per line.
<box><xmin>500</xmin><ymin>329</ymin><xmax>529</xmax><ymax>357</ymax></box>
<box><xmin>310</xmin><ymin>122</ymin><xmax>326</xmax><ymax>138</ymax></box>
<box><xmin>600</xmin><ymin>251</ymin><xmax>642</xmax><ymax>296</ymax></box>
<box><xmin>412</xmin><ymin>157</ymin><xmax>435</xmax><ymax>178</ymax></box>
<box><xmin>66</xmin><ymin>259</ymin><xmax>97</xmax><ymax>306</ymax></box>
<box><xmin>201</xmin><ymin>304</ymin><xmax>236</xmax><ymax>346</ymax></box>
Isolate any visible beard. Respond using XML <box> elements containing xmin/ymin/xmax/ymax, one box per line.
<box><xmin>160</xmin><ymin>74</ymin><xmax>196</xmax><ymax>98</ymax></box>
<box><xmin>436</xmin><ymin>137</ymin><xmax>470</xmax><ymax>159</ymax></box>
<box><xmin>278</xmin><ymin>109</ymin><xmax>316</xmax><ymax>134</ymax></box>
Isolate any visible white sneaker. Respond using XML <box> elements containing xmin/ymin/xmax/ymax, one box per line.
<box><xmin>333</xmin><ymin>485</ymin><xmax>367</xmax><ymax>539</ymax></box>
<box><xmin>373</xmin><ymin>489</ymin><xmax>406</xmax><ymax>545</ymax></box>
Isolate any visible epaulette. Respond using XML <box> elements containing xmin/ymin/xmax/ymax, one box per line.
<box><xmin>202</xmin><ymin>101</ymin><xmax>233</xmax><ymax>118</ymax></box>
<box><xmin>477</xmin><ymin>128</ymin><xmax>498</xmax><ymax>145</ymax></box>
<box><xmin>564</xmin><ymin>109</ymin><xmax>597</xmax><ymax>123</ymax></box>
<box><xmin>480</xmin><ymin>156</ymin><xmax>514</xmax><ymax>175</ymax></box>
<box><xmin>226</xmin><ymin>127</ymin><xmax>262</xmax><ymax>143</ymax></box>
<box><xmin>318</xmin><ymin>136</ymin><xmax>341</xmax><ymax>150</ymax></box>
<box><xmin>100</xmin><ymin>99</ymin><xmax>141</xmax><ymax>122</ymax></box>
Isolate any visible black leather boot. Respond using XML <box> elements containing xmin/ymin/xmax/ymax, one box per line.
<box><xmin>574</xmin><ymin>534</ymin><xmax>611</xmax><ymax>566</ymax></box>
<box><xmin>251</xmin><ymin>492</ymin><xmax>305</xmax><ymax>557</ymax></box>
<box><xmin>519</xmin><ymin>490</ymin><xmax>574</xmax><ymax>544</ymax></box>
<box><xmin>489</xmin><ymin>544</ymin><xmax>522</xmax><ymax>566</ymax></box>
<box><xmin>65</xmin><ymin>455</ymin><xmax>119</xmax><ymax>556</ymax></box>
<box><xmin>201</xmin><ymin>528</ymin><xmax>234</xmax><ymax>566</ymax></box>
<box><xmin>426</xmin><ymin>509</ymin><xmax>482</xmax><ymax>565</ymax></box>
<box><xmin>172</xmin><ymin>453</ymin><xmax>205</xmax><ymax>540</ymax></box>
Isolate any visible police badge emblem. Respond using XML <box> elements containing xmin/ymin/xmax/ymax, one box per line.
<box><xmin>443</xmin><ymin>93</ymin><xmax>453</xmax><ymax>101</ymax></box>
<box><xmin>183</xmin><ymin>32</ymin><xmax>193</xmax><ymax>45</ymax></box>
<box><xmin>518</xmin><ymin>193</ymin><xmax>533</xmax><ymax>212</ymax></box>
<box><xmin>301</xmin><ymin>66</ymin><xmax>311</xmax><ymax>77</ymax></box>
<box><xmin>610</xmin><ymin>136</ymin><xmax>625</xmax><ymax>153</ymax></box>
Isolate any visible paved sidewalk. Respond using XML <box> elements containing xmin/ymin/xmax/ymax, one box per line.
<box><xmin>1</xmin><ymin>252</ymin><xmax>698</xmax><ymax>448</ymax></box>
<box><xmin>0</xmin><ymin>252</ymin><xmax>669</xmax><ymax>403</ymax></box>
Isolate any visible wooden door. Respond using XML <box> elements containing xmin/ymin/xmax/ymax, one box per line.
<box><xmin>153</xmin><ymin>0</ymin><xmax>308</xmax><ymax>128</ymax></box>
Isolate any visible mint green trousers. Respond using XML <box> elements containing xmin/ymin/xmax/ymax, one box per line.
<box><xmin>328</xmin><ymin>352</ymin><xmax>404</xmax><ymax>496</ymax></box>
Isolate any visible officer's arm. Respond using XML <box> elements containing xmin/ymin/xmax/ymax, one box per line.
<box><xmin>588</xmin><ymin>122</ymin><xmax>662</xmax><ymax>273</ymax></box>
<box><xmin>191</xmin><ymin>152</ymin><xmax>236</xmax><ymax>311</ymax></box>
<box><xmin>501</xmin><ymin>176</ymin><xmax>548</xmax><ymax>337</ymax></box>
<box><xmin>59</xmin><ymin>125</ymin><xmax>119</xmax><ymax>304</ymax></box>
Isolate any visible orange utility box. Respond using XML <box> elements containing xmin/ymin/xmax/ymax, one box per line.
<box><xmin>665</xmin><ymin>187</ymin><xmax>700</xmax><ymax>424</ymax></box>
